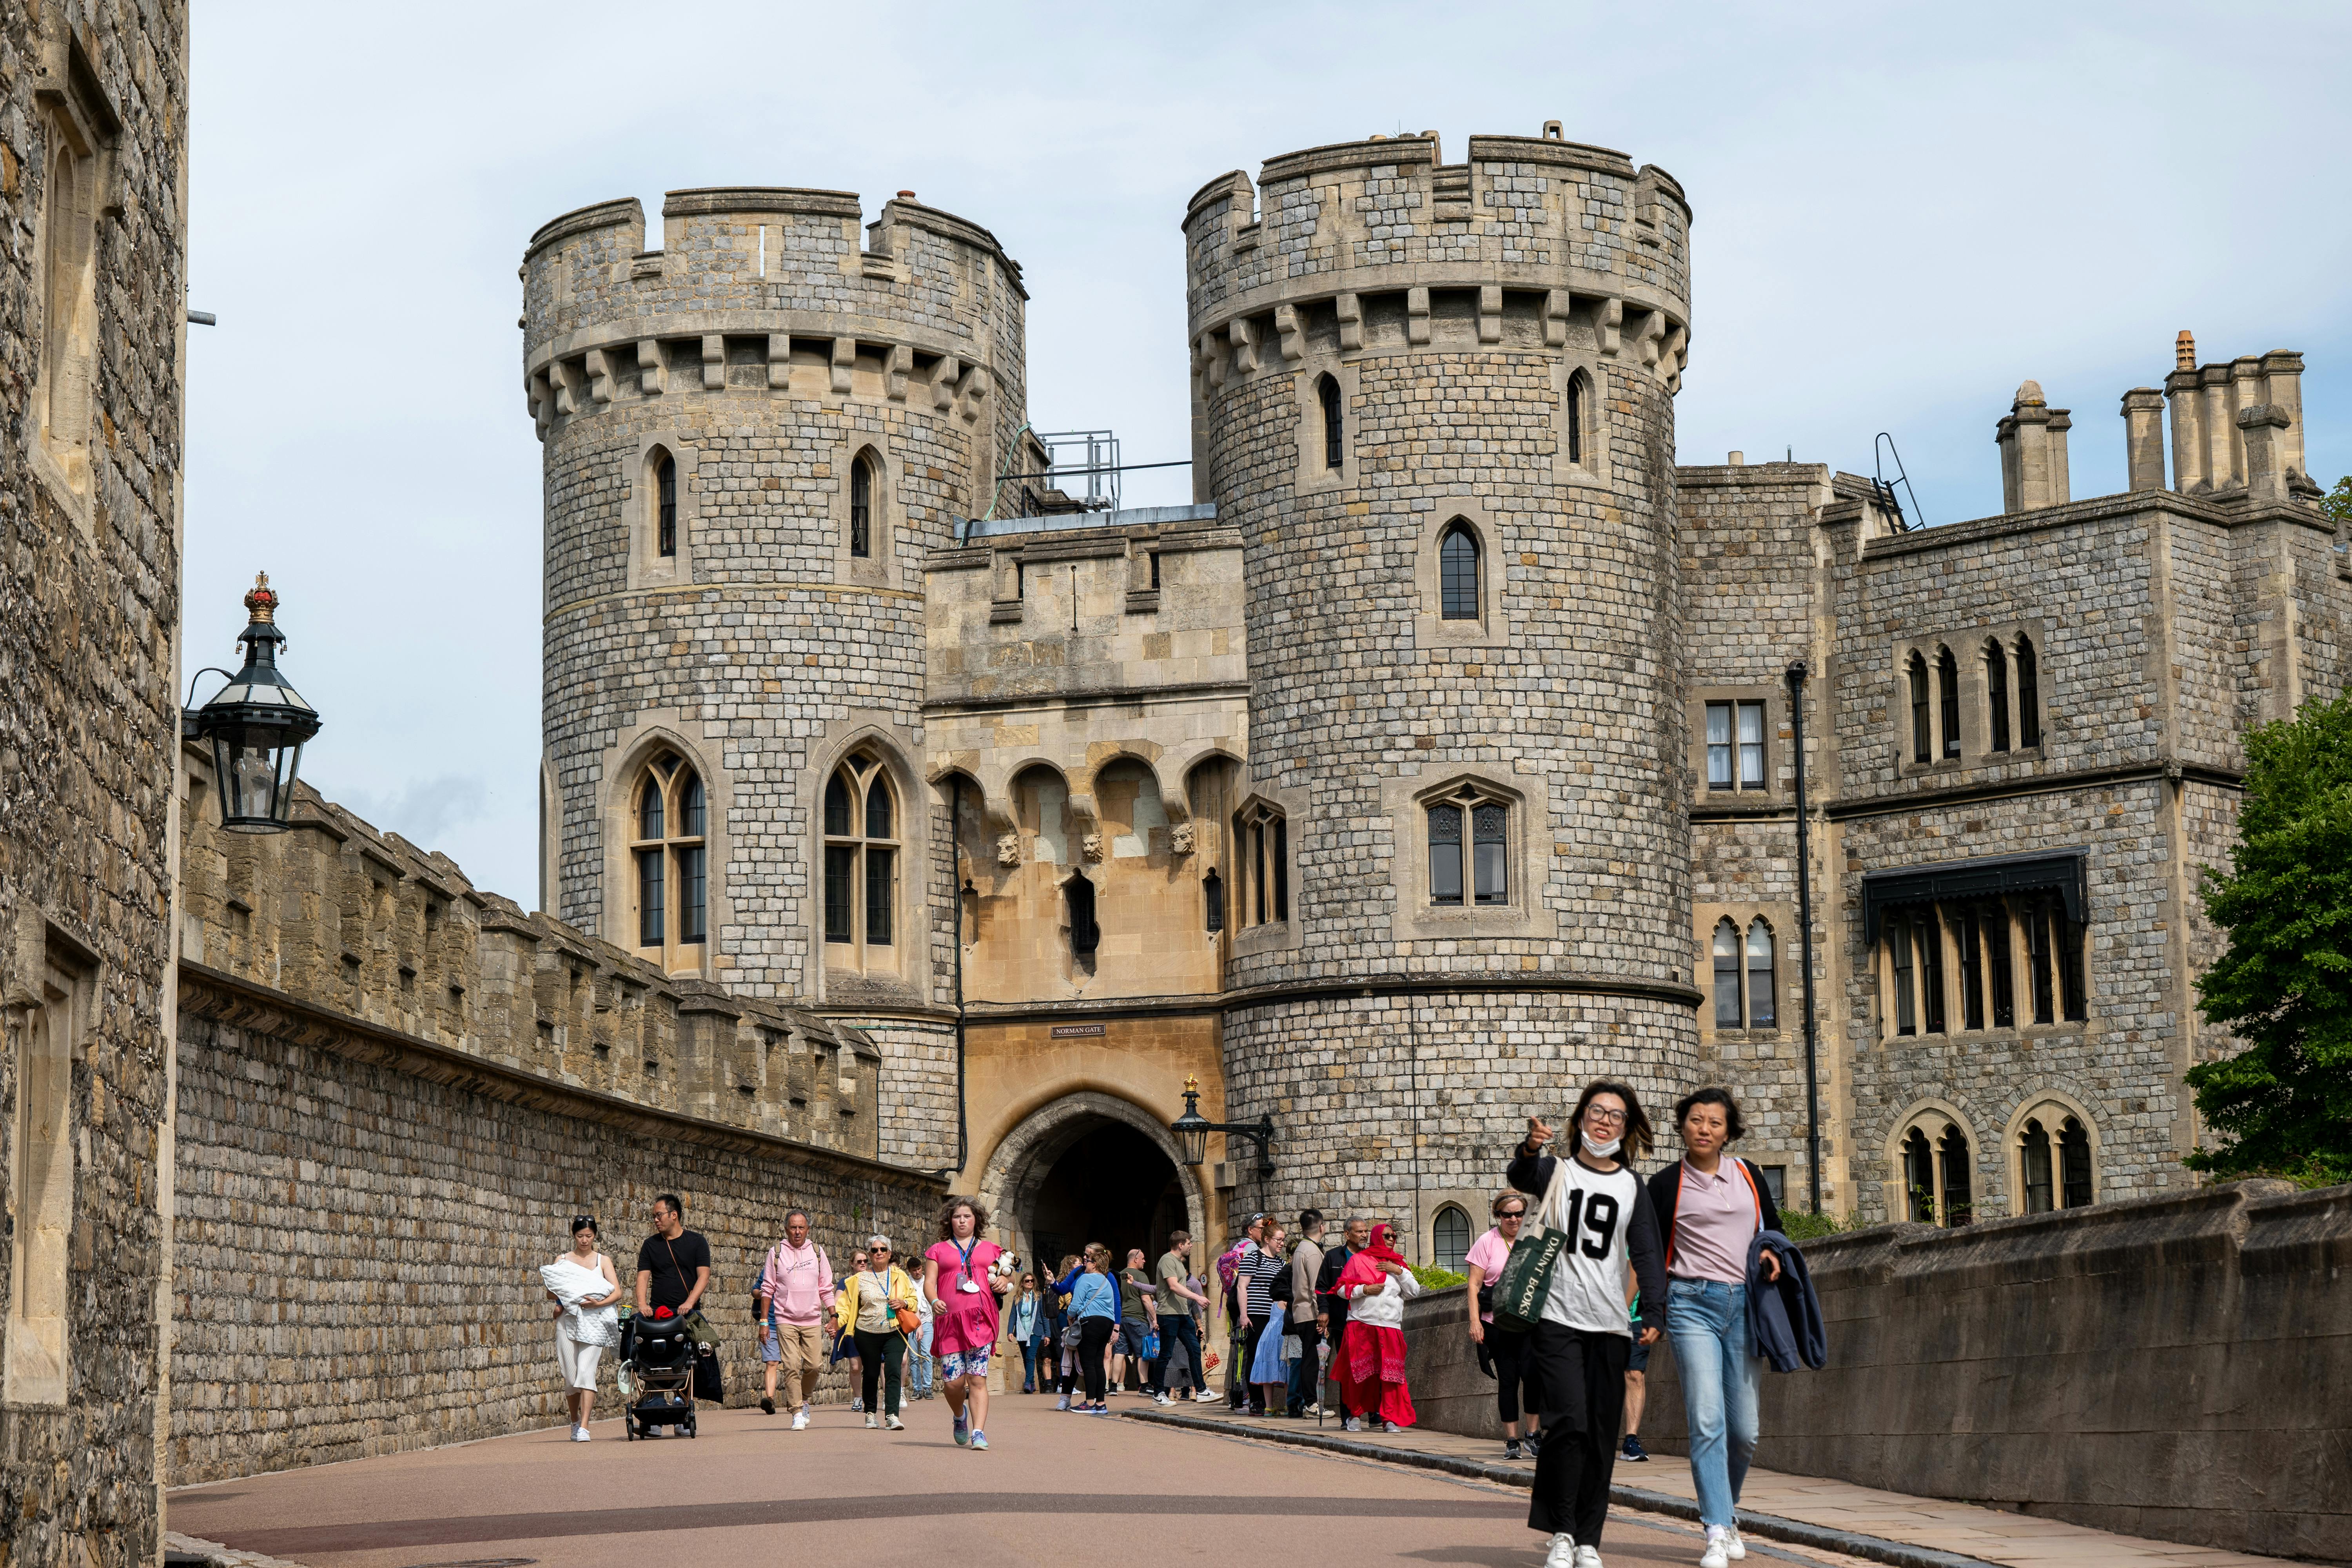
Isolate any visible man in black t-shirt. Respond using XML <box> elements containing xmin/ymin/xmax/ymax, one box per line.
<box><xmin>635</xmin><ymin>1193</ymin><xmax>712</xmax><ymax>1315</ymax></box>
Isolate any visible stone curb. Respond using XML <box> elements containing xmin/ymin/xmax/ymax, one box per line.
<box><xmin>1117</xmin><ymin>1409</ymin><xmax>1995</xmax><ymax>1568</ymax></box>
<box><xmin>165</xmin><ymin>1532</ymin><xmax>312</xmax><ymax>1568</ymax></box>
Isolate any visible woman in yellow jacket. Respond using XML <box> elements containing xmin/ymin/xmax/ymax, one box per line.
<box><xmin>835</xmin><ymin>1235</ymin><xmax>921</xmax><ymax>1429</ymax></box>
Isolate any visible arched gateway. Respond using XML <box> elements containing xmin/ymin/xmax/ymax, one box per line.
<box><xmin>977</xmin><ymin>1092</ymin><xmax>1209</xmax><ymax>1278</ymax></box>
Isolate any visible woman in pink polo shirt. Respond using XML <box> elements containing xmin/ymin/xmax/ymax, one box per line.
<box><xmin>1644</xmin><ymin>1087</ymin><xmax>1786</xmax><ymax>1568</ymax></box>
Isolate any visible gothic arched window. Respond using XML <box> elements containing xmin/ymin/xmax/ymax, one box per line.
<box><xmin>629</xmin><ymin>751</ymin><xmax>708</xmax><ymax>966</ymax></box>
<box><xmin>1432</xmin><ymin>1204</ymin><xmax>1471</xmax><ymax>1272</ymax></box>
<box><xmin>1897</xmin><ymin>1114</ymin><xmax>1976</xmax><ymax>1227</ymax></box>
<box><xmin>1439</xmin><ymin>523</ymin><xmax>1479</xmax><ymax>621</ymax></box>
<box><xmin>1566</xmin><ymin>368</ymin><xmax>1590</xmax><ymax>466</ymax></box>
<box><xmin>823</xmin><ymin>753</ymin><xmax>898</xmax><ymax>962</ymax></box>
<box><xmin>1428</xmin><ymin>784</ymin><xmax>1507</xmax><ymax>907</ymax></box>
<box><xmin>1746</xmin><ymin>917</ymin><xmax>1777</xmax><ymax>1027</ymax></box>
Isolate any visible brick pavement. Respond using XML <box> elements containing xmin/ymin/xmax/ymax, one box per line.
<box><xmin>165</xmin><ymin>1392</ymin><xmax>1893</xmax><ymax>1568</ymax></box>
<box><xmin>1123</xmin><ymin>1401</ymin><xmax>2291</xmax><ymax>1568</ymax></box>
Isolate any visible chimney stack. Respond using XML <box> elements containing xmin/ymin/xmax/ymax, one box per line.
<box><xmin>1995</xmin><ymin>380</ymin><xmax>2071</xmax><ymax>512</ymax></box>
<box><xmin>2121</xmin><ymin>388</ymin><xmax>2166</xmax><ymax>491</ymax></box>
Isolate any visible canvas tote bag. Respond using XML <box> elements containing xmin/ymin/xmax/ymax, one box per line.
<box><xmin>1491</xmin><ymin>1154</ymin><xmax>1571</xmax><ymax>1334</ymax></box>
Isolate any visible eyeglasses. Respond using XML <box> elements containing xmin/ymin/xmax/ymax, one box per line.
<box><xmin>1584</xmin><ymin>1106</ymin><xmax>1628</xmax><ymax>1125</ymax></box>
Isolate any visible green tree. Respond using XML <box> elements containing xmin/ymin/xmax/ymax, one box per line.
<box><xmin>2185</xmin><ymin>687</ymin><xmax>2352</xmax><ymax>1185</ymax></box>
<box><xmin>2324</xmin><ymin>474</ymin><xmax>2352</xmax><ymax>526</ymax></box>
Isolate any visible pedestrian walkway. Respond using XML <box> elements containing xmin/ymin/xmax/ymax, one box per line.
<box><xmin>1120</xmin><ymin>1405</ymin><xmax>2286</xmax><ymax>1568</ymax></box>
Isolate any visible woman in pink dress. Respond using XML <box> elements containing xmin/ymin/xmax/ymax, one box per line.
<box><xmin>922</xmin><ymin>1196</ymin><xmax>1008</xmax><ymax>1451</ymax></box>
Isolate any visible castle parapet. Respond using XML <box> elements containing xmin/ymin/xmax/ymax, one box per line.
<box><xmin>175</xmin><ymin>740</ymin><xmax>883</xmax><ymax>1159</ymax></box>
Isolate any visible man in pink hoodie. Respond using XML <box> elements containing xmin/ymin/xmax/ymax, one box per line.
<box><xmin>756</xmin><ymin>1210</ymin><xmax>834</xmax><ymax>1427</ymax></box>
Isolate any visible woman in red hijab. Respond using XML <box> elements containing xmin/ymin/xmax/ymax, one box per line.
<box><xmin>1334</xmin><ymin>1223</ymin><xmax>1423</xmax><ymax>1432</ymax></box>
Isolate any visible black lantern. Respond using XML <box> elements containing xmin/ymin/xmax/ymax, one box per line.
<box><xmin>186</xmin><ymin>573</ymin><xmax>321</xmax><ymax>833</ymax></box>
<box><xmin>1171</xmin><ymin>1074</ymin><xmax>1274</xmax><ymax>1175</ymax></box>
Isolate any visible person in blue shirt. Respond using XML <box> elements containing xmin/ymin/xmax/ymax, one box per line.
<box><xmin>1058</xmin><ymin>1244</ymin><xmax>1120</xmax><ymax>1413</ymax></box>
<box><xmin>1009</xmin><ymin>1274</ymin><xmax>1044</xmax><ymax>1393</ymax></box>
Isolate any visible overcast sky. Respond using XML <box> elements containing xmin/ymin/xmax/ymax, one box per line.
<box><xmin>182</xmin><ymin>2</ymin><xmax>2352</xmax><ymax>907</ymax></box>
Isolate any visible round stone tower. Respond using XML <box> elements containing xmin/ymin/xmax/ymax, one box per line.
<box><xmin>523</xmin><ymin>186</ymin><xmax>1028</xmax><ymax>1166</ymax></box>
<box><xmin>1184</xmin><ymin>129</ymin><xmax>1699</xmax><ymax>1244</ymax></box>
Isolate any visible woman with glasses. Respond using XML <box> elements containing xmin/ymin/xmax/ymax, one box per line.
<box><xmin>1504</xmin><ymin>1082</ymin><xmax>1668</xmax><ymax>1568</ymax></box>
<box><xmin>1463</xmin><ymin>1190</ymin><xmax>1540</xmax><ymax>1459</ymax></box>
<box><xmin>1010</xmin><ymin>1273</ymin><xmax>1044</xmax><ymax>1393</ymax></box>
<box><xmin>833</xmin><ymin>1236</ymin><xmax>918</xmax><ymax>1430</ymax></box>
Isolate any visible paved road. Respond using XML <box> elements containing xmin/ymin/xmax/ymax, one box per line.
<box><xmin>168</xmin><ymin>1396</ymin><xmax>1818</xmax><ymax>1568</ymax></box>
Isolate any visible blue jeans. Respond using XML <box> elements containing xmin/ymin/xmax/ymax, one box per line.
<box><xmin>1019</xmin><ymin>1340</ymin><xmax>1039</xmax><ymax>1390</ymax></box>
<box><xmin>1666</xmin><ymin>1279</ymin><xmax>1761</xmax><ymax>1528</ymax></box>
<box><xmin>911</xmin><ymin>1322</ymin><xmax>935</xmax><ymax>1392</ymax></box>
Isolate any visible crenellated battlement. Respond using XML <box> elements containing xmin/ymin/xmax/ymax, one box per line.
<box><xmin>1183</xmin><ymin>123</ymin><xmax>1693</xmax><ymax>414</ymax></box>
<box><xmin>175</xmin><ymin>740</ymin><xmax>883</xmax><ymax>1159</ymax></box>
<box><xmin>520</xmin><ymin>184</ymin><xmax>1024</xmax><ymax>443</ymax></box>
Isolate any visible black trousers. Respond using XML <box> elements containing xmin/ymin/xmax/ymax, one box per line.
<box><xmin>1490</xmin><ymin>1323</ymin><xmax>1534</xmax><ymax>1426</ymax></box>
<box><xmin>1286</xmin><ymin>1320</ymin><xmax>1321</xmax><ymax>1411</ymax></box>
<box><xmin>1525</xmin><ymin>1321</ymin><xmax>1630</xmax><ymax>1544</ymax></box>
<box><xmin>851</xmin><ymin>1329</ymin><xmax>904</xmax><ymax>1417</ymax></box>
<box><xmin>1241</xmin><ymin>1315</ymin><xmax>1274</xmax><ymax>1411</ymax></box>
<box><xmin>1078</xmin><ymin>1316</ymin><xmax>1114</xmax><ymax>1401</ymax></box>
<box><xmin>1152</xmin><ymin>1314</ymin><xmax>1200</xmax><ymax>1392</ymax></box>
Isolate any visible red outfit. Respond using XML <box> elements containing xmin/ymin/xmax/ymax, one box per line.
<box><xmin>1334</xmin><ymin>1225</ymin><xmax>1418</xmax><ymax>1427</ymax></box>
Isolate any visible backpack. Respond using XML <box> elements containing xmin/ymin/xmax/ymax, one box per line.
<box><xmin>1216</xmin><ymin>1241</ymin><xmax>1247</xmax><ymax>1297</ymax></box>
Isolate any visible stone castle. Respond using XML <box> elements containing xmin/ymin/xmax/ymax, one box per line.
<box><xmin>5</xmin><ymin>34</ymin><xmax>2348</xmax><ymax>1556</ymax></box>
<box><xmin>522</xmin><ymin>123</ymin><xmax>2343</xmax><ymax>1270</ymax></box>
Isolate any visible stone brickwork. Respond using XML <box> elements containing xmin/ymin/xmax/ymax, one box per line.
<box><xmin>525</xmin><ymin>187</ymin><xmax>1030</xmax><ymax>1169</ymax></box>
<box><xmin>1521</xmin><ymin>1180</ymin><xmax>2350</xmax><ymax>1563</ymax></box>
<box><xmin>0</xmin><ymin>4</ymin><xmax>188</xmax><ymax>1566</ymax></box>
<box><xmin>169</xmin><ymin>743</ymin><xmax>939</xmax><ymax>1481</ymax></box>
<box><xmin>1186</xmin><ymin>131</ymin><xmax>1702</xmax><ymax>1232</ymax></box>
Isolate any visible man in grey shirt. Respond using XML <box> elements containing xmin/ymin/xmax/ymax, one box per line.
<box><xmin>1287</xmin><ymin>1209</ymin><xmax>1328</xmax><ymax>1416</ymax></box>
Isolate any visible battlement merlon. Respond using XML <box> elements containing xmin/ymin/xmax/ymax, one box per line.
<box><xmin>524</xmin><ymin>181</ymin><xmax>1021</xmax><ymax>362</ymax></box>
<box><xmin>1181</xmin><ymin>127</ymin><xmax>1691</xmax><ymax>361</ymax></box>
<box><xmin>519</xmin><ymin>184</ymin><xmax>1027</xmax><ymax>437</ymax></box>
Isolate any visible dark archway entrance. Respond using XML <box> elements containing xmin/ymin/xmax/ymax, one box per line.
<box><xmin>1025</xmin><ymin>1120</ymin><xmax>1185</xmax><ymax>1278</ymax></box>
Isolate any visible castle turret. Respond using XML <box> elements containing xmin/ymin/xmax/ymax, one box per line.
<box><xmin>523</xmin><ymin>186</ymin><xmax>1029</xmax><ymax>1166</ymax></box>
<box><xmin>1184</xmin><ymin>128</ymin><xmax>1700</xmax><ymax>1241</ymax></box>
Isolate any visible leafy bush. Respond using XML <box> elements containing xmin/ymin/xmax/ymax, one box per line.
<box><xmin>1778</xmin><ymin>1209</ymin><xmax>1865</xmax><ymax>1242</ymax></box>
<box><xmin>1412</xmin><ymin>1264</ymin><xmax>1467</xmax><ymax>1291</ymax></box>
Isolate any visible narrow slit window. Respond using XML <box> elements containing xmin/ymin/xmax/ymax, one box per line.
<box><xmin>1938</xmin><ymin>1127</ymin><xmax>1974</xmax><ymax>1225</ymax></box>
<box><xmin>850</xmin><ymin>454</ymin><xmax>873</xmax><ymax>558</ymax></box>
<box><xmin>2027</xmin><ymin>901</ymin><xmax>2056</xmax><ymax>1024</ymax></box>
<box><xmin>1959</xmin><ymin>910</ymin><xmax>1985</xmax><ymax>1031</ymax></box>
<box><xmin>678</xmin><ymin>844</ymin><xmax>706</xmax><ymax>944</ymax></box>
<box><xmin>1439</xmin><ymin>524</ymin><xmax>1479</xmax><ymax>621</ymax></box>
<box><xmin>1938</xmin><ymin>648</ymin><xmax>1962</xmax><ymax>760</ymax></box>
<box><xmin>638</xmin><ymin>849</ymin><xmax>666</xmax><ymax>946</ymax></box>
<box><xmin>1203</xmin><ymin>869</ymin><xmax>1225</xmax><ymax>933</ymax></box>
<box><xmin>1566</xmin><ymin>369</ymin><xmax>1589</xmax><ymax>466</ymax></box>
<box><xmin>864</xmin><ymin>847</ymin><xmax>894</xmax><ymax>946</ymax></box>
<box><xmin>1271</xmin><ymin>817</ymin><xmax>1290</xmax><ymax>922</ymax></box>
<box><xmin>2058</xmin><ymin>906</ymin><xmax>2087</xmax><ymax>1021</ymax></box>
<box><xmin>1986</xmin><ymin>640</ymin><xmax>2011</xmax><ymax>753</ymax></box>
<box><xmin>1919</xmin><ymin>912</ymin><xmax>1946</xmax><ymax>1033</ymax></box>
<box><xmin>2015</xmin><ymin>635</ymin><xmax>2042</xmax><ymax>748</ymax></box>
<box><xmin>657</xmin><ymin>453</ymin><xmax>677</xmax><ymax>558</ymax></box>
<box><xmin>1909</xmin><ymin>655</ymin><xmax>1931</xmax><ymax>764</ymax></box>
<box><xmin>824</xmin><ymin>846</ymin><xmax>856</xmax><ymax>943</ymax></box>
<box><xmin>1985</xmin><ymin>904</ymin><xmax>2014</xmax><ymax>1028</ymax></box>
<box><xmin>1318</xmin><ymin>374</ymin><xmax>1343</xmax><ymax>470</ymax></box>
<box><xmin>1903</xmin><ymin>1128</ymin><xmax>1936</xmax><ymax>1222</ymax></box>
<box><xmin>1890</xmin><ymin>926</ymin><xmax>1916</xmax><ymax>1036</ymax></box>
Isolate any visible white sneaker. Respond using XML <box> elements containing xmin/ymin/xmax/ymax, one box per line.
<box><xmin>1192</xmin><ymin>1389</ymin><xmax>1220</xmax><ymax>1403</ymax></box>
<box><xmin>571</xmin><ymin>1426</ymin><xmax>590</xmax><ymax>1442</ymax></box>
<box><xmin>1343</xmin><ymin>1416</ymin><xmax>1364</xmax><ymax>1433</ymax></box>
<box><xmin>864</xmin><ymin>1414</ymin><xmax>878</xmax><ymax>1429</ymax></box>
<box><xmin>791</xmin><ymin>1409</ymin><xmax>809</xmax><ymax>1431</ymax></box>
<box><xmin>1576</xmin><ymin>1547</ymin><xmax>1604</xmax><ymax>1568</ymax></box>
<box><xmin>885</xmin><ymin>1414</ymin><xmax>904</xmax><ymax>1430</ymax></box>
<box><xmin>1700</xmin><ymin>1526</ymin><xmax>1731</xmax><ymax>1568</ymax></box>
<box><xmin>1299</xmin><ymin>1402</ymin><xmax>1324</xmax><ymax>1417</ymax></box>
<box><xmin>1723</xmin><ymin>1526</ymin><xmax>1746</xmax><ymax>1561</ymax></box>
<box><xmin>1543</xmin><ymin>1534</ymin><xmax>1578</xmax><ymax>1568</ymax></box>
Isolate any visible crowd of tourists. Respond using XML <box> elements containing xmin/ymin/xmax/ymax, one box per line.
<box><xmin>535</xmin><ymin>1077</ymin><xmax>1819</xmax><ymax>1567</ymax></box>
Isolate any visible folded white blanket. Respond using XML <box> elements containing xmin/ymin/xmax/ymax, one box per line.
<box><xmin>541</xmin><ymin>1258</ymin><xmax>619</xmax><ymax>1346</ymax></box>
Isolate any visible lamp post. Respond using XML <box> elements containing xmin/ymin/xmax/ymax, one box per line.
<box><xmin>185</xmin><ymin>573</ymin><xmax>322</xmax><ymax>833</ymax></box>
<box><xmin>1171</xmin><ymin>1074</ymin><xmax>1274</xmax><ymax>1177</ymax></box>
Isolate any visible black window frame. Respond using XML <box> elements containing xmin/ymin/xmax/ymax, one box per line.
<box><xmin>1438</xmin><ymin>523</ymin><xmax>1479</xmax><ymax>621</ymax></box>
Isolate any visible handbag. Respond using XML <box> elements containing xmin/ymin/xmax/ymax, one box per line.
<box><xmin>1491</xmin><ymin>1156</ymin><xmax>1571</xmax><ymax>1334</ymax></box>
<box><xmin>893</xmin><ymin>1273</ymin><xmax>921</xmax><ymax>1335</ymax></box>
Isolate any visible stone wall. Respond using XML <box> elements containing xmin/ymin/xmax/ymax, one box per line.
<box><xmin>1403</xmin><ymin>1180</ymin><xmax>2352</xmax><ymax>1562</ymax></box>
<box><xmin>169</xmin><ymin>748</ymin><xmax>943</xmax><ymax>1482</ymax></box>
<box><xmin>169</xmin><ymin>971</ymin><xmax>938</xmax><ymax>1483</ymax></box>
<box><xmin>0</xmin><ymin>4</ymin><xmax>189</xmax><ymax>1566</ymax></box>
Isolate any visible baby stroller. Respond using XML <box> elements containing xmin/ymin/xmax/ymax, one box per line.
<box><xmin>624</xmin><ymin>1312</ymin><xmax>698</xmax><ymax>1439</ymax></box>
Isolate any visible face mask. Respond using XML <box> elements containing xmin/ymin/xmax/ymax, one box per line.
<box><xmin>1581</xmin><ymin>1131</ymin><xmax>1622</xmax><ymax>1157</ymax></box>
